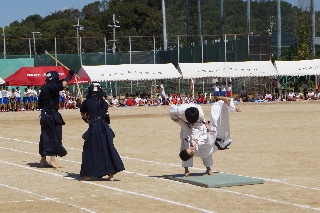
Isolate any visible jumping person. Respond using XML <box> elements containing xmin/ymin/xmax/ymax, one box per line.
<box><xmin>38</xmin><ymin>69</ymin><xmax>75</xmax><ymax>168</ymax></box>
<box><xmin>80</xmin><ymin>83</ymin><xmax>125</xmax><ymax>181</ymax></box>
<box><xmin>170</xmin><ymin>97</ymin><xmax>233</xmax><ymax>176</ymax></box>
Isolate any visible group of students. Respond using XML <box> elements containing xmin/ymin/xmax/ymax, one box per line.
<box><xmin>0</xmin><ymin>84</ymin><xmax>80</xmax><ymax>112</ymax></box>
<box><xmin>0</xmin><ymin>85</ymin><xmax>39</xmax><ymax>112</ymax></box>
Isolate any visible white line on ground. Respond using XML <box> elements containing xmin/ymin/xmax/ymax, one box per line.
<box><xmin>0</xmin><ymin>145</ymin><xmax>320</xmax><ymax>211</ymax></box>
<box><xmin>0</xmin><ymin>159</ymin><xmax>215</xmax><ymax>213</ymax></box>
<box><xmin>0</xmin><ymin>183</ymin><xmax>95</xmax><ymax>213</ymax></box>
<box><xmin>1</xmin><ymin>136</ymin><xmax>319</xmax><ymax>192</ymax></box>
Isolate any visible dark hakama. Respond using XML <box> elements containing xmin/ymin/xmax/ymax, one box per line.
<box><xmin>39</xmin><ymin>109</ymin><xmax>67</xmax><ymax>157</ymax></box>
<box><xmin>80</xmin><ymin>118</ymin><xmax>124</xmax><ymax>177</ymax></box>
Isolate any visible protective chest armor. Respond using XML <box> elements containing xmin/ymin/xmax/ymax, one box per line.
<box><xmin>39</xmin><ymin>84</ymin><xmax>60</xmax><ymax>110</ymax></box>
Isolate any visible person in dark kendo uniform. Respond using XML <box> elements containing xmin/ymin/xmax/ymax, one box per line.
<box><xmin>80</xmin><ymin>83</ymin><xmax>125</xmax><ymax>181</ymax></box>
<box><xmin>38</xmin><ymin>69</ymin><xmax>75</xmax><ymax>168</ymax></box>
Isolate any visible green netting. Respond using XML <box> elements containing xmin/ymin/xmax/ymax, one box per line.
<box><xmin>0</xmin><ymin>58</ymin><xmax>34</xmax><ymax>78</ymax></box>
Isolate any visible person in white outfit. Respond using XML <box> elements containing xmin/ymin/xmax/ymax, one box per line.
<box><xmin>169</xmin><ymin>97</ymin><xmax>232</xmax><ymax>176</ymax></box>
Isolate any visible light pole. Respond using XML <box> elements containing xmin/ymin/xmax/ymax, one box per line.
<box><xmin>108</xmin><ymin>14</ymin><xmax>120</xmax><ymax>53</ymax></box>
<box><xmin>31</xmin><ymin>32</ymin><xmax>40</xmax><ymax>56</ymax></box>
<box><xmin>73</xmin><ymin>19</ymin><xmax>83</xmax><ymax>55</ymax></box>
<box><xmin>267</xmin><ymin>16</ymin><xmax>274</xmax><ymax>61</ymax></box>
<box><xmin>2</xmin><ymin>27</ymin><xmax>6</xmax><ymax>59</ymax></box>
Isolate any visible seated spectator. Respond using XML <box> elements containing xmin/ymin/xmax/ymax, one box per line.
<box><xmin>111</xmin><ymin>95</ymin><xmax>120</xmax><ymax>107</ymax></box>
<box><xmin>307</xmin><ymin>89</ymin><xmax>315</xmax><ymax>100</ymax></box>
<box><xmin>264</xmin><ymin>91</ymin><xmax>272</xmax><ymax>102</ymax></box>
<box><xmin>295</xmin><ymin>92</ymin><xmax>304</xmax><ymax>101</ymax></box>
<box><xmin>125</xmin><ymin>95</ymin><xmax>135</xmax><ymax>106</ymax></box>
<box><xmin>66</xmin><ymin>97</ymin><xmax>77</xmax><ymax>109</ymax></box>
<box><xmin>280</xmin><ymin>90</ymin><xmax>287</xmax><ymax>101</ymax></box>
<box><xmin>255</xmin><ymin>92</ymin><xmax>264</xmax><ymax>101</ymax></box>
<box><xmin>196</xmin><ymin>92</ymin><xmax>206</xmax><ymax>104</ymax></box>
<box><xmin>287</xmin><ymin>90</ymin><xmax>295</xmax><ymax>101</ymax></box>
<box><xmin>135</xmin><ymin>94</ymin><xmax>144</xmax><ymax>106</ymax></box>
<box><xmin>314</xmin><ymin>89</ymin><xmax>320</xmax><ymax>100</ymax></box>
<box><xmin>239</xmin><ymin>86</ymin><xmax>247</xmax><ymax>100</ymax></box>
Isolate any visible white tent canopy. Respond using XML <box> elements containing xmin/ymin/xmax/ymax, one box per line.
<box><xmin>274</xmin><ymin>59</ymin><xmax>320</xmax><ymax>76</ymax></box>
<box><xmin>0</xmin><ymin>77</ymin><xmax>4</xmax><ymax>85</ymax></box>
<box><xmin>178</xmin><ymin>61</ymin><xmax>278</xmax><ymax>79</ymax></box>
<box><xmin>78</xmin><ymin>64</ymin><xmax>182</xmax><ymax>82</ymax></box>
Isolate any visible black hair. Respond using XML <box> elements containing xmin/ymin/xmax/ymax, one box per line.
<box><xmin>179</xmin><ymin>149</ymin><xmax>192</xmax><ymax>161</ymax></box>
<box><xmin>185</xmin><ymin>107</ymin><xmax>199</xmax><ymax>124</ymax></box>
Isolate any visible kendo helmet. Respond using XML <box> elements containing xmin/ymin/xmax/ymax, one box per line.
<box><xmin>46</xmin><ymin>71</ymin><xmax>60</xmax><ymax>82</ymax></box>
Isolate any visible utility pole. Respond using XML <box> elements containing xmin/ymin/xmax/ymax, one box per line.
<box><xmin>73</xmin><ymin>19</ymin><xmax>83</xmax><ymax>55</ymax></box>
<box><xmin>267</xmin><ymin>16</ymin><xmax>274</xmax><ymax>61</ymax></box>
<box><xmin>186</xmin><ymin>0</ymin><xmax>190</xmax><ymax>48</ymax></box>
<box><xmin>277</xmin><ymin>0</ymin><xmax>281</xmax><ymax>59</ymax></box>
<box><xmin>162</xmin><ymin>0</ymin><xmax>167</xmax><ymax>51</ymax></box>
<box><xmin>2</xmin><ymin>27</ymin><xmax>6</xmax><ymax>59</ymax></box>
<box><xmin>108</xmin><ymin>14</ymin><xmax>120</xmax><ymax>53</ymax></box>
<box><xmin>197</xmin><ymin>0</ymin><xmax>202</xmax><ymax>40</ymax></box>
<box><xmin>31</xmin><ymin>31</ymin><xmax>41</xmax><ymax>56</ymax></box>
<box><xmin>311</xmin><ymin>0</ymin><xmax>315</xmax><ymax>55</ymax></box>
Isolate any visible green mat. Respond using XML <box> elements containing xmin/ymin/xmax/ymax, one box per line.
<box><xmin>164</xmin><ymin>172</ymin><xmax>264</xmax><ymax>188</ymax></box>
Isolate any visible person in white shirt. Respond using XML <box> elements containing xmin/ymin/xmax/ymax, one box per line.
<box><xmin>111</xmin><ymin>95</ymin><xmax>120</xmax><ymax>107</ymax></box>
<box><xmin>287</xmin><ymin>90</ymin><xmax>295</xmax><ymax>101</ymax></box>
<box><xmin>221</xmin><ymin>82</ymin><xmax>227</xmax><ymax>97</ymax></box>
<box><xmin>15</xmin><ymin>87</ymin><xmax>22</xmax><ymax>111</ymax></box>
<box><xmin>27</xmin><ymin>85</ymin><xmax>34</xmax><ymax>110</ymax></box>
<box><xmin>3</xmin><ymin>86</ymin><xmax>10</xmax><ymax>112</ymax></box>
<box><xmin>212</xmin><ymin>82</ymin><xmax>220</xmax><ymax>102</ymax></box>
<box><xmin>307</xmin><ymin>89</ymin><xmax>315</xmax><ymax>100</ymax></box>
<box><xmin>169</xmin><ymin>97</ymin><xmax>232</xmax><ymax>176</ymax></box>
<box><xmin>33</xmin><ymin>86</ymin><xmax>39</xmax><ymax>110</ymax></box>
<box><xmin>158</xmin><ymin>80</ymin><xmax>166</xmax><ymax>104</ymax></box>
<box><xmin>264</xmin><ymin>91</ymin><xmax>272</xmax><ymax>102</ymax></box>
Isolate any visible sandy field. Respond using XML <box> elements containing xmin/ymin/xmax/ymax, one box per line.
<box><xmin>0</xmin><ymin>101</ymin><xmax>319</xmax><ymax>213</ymax></box>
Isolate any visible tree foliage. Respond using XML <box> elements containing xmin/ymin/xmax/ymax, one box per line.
<box><xmin>0</xmin><ymin>0</ymin><xmax>318</xmax><ymax>59</ymax></box>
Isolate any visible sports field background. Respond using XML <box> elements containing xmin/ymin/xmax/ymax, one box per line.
<box><xmin>0</xmin><ymin>101</ymin><xmax>319</xmax><ymax>212</ymax></box>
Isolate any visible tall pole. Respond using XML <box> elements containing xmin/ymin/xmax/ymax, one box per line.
<box><xmin>311</xmin><ymin>0</ymin><xmax>315</xmax><ymax>55</ymax></box>
<box><xmin>312</xmin><ymin>0</ymin><xmax>317</xmax><ymax>87</ymax></box>
<box><xmin>197</xmin><ymin>0</ymin><xmax>202</xmax><ymax>40</ymax></box>
<box><xmin>220</xmin><ymin>0</ymin><xmax>224</xmax><ymax>35</ymax></box>
<box><xmin>2</xmin><ymin>28</ymin><xmax>6</xmax><ymax>59</ymax></box>
<box><xmin>104</xmin><ymin>37</ymin><xmax>107</xmax><ymax>65</ymax></box>
<box><xmin>108</xmin><ymin>14</ymin><xmax>120</xmax><ymax>53</ymax></box>
<box><xmin>73</xmin><ymin>19</ymin><xmax>83</xmax><ymax>55</ymax></box>
<box><xmin>162</xmin><ymin>0</ymin><xmax>167</xmax><ymax>50</ymax></box>
<box><xmin>186</xmin><ymin>0</ymin><xmax>190</xmax><ymax>48</ymax></box>
<box><xmin>29</xmin><ymin>38</ymin><xmax>31</xmax><ymax>58</ymax></box>
<box><xmin>54</xmin><ymin>37</ymin><xmax>57</xmax><ymax>66</ymax></box>
<box><xmin>277</xmin><ymin>0</ymin><xmax>281</xmax><ymax>59</ymax></box>
<box><xmin>247</xmin><ymin>0</ymin><xmax>250</xmax><ymax>60</ymax></box>
<box><xmin>31</xmin><ymin>32</ymin><xmax>40</xmax><ymax>56</ymax></box>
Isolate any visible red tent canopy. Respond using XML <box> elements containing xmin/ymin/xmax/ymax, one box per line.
<box><xmin>4</xmin><ymin>66</ymin><xmax>90</xmax><ymax>86</ymax></box>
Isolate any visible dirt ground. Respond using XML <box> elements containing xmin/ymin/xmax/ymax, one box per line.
<box><xmin>0</xmin><ymin>101</ymin><xmax>320</xmax><ymax>213</ymax></box>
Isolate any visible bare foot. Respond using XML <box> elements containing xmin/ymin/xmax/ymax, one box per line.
<box><xmin>80</xmin><ymin>177</ymin><xmax>92</xmax><ymax>181</ymax></box>
<box><xmin>206</xmin><ymin>169</ymin><xmax>214</xmax><ymax>176</ymax></box>
<box><xmin>40</xmin><ymin>158</ymin><xmax>52</xmax><ymax>167</ymax></box>
<box><xmin>49</xmin><ymin>157</ymin><xmax>61</xmax><ymax>168</ymax></box>
<box><xmin>183</xmin><ymin>172</ymin><xmax>190</xmax><ymax>177</ymax></box>
<box><xmin>106</xmin><ymin>174</ymin><xmax>114</xmax><ymax>181</ymax></box>
<box><xmin>236</xmin><ymin>105</ymin><xmax>241</xmax><ymax>112</ymax></box>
